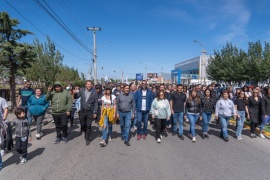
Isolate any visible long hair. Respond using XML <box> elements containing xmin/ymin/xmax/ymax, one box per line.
<box><xmin>204</xmin><ymin>88</ymin><xmax>212</xmax><ymax>98</ymax></box>
<box><xmin>157</xmin><ymin>90</ymin><xmax>165</xmax><ymax>101</ymax></box>
<box><xmin>188</xmin><ymin>90</ymin><xmax>200</xmax><ymax>104</ymax></box>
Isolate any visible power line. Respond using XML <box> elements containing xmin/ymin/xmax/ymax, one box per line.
<box><xmin>3</xmin><ymin>0</ymin><xmax>89</xmax><ymax>61</ymax></box>
<box><xmin>34</xmin><ymin>0</ymin><xmax>92</xmax><ymax>53</ymax></box>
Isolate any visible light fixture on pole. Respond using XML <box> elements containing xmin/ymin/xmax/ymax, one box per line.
<box><xmin>87</xmin><ymin>27</ymin><xmax>101</xmax><ymax>85</ymax></box>
<box><xmin>194</xmin><ymin>40</ymin><xmax>207</xmax><ymax>85</ymax></box>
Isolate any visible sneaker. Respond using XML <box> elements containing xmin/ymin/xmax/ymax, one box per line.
<box><xmin>0</xmin><ymin>150</ymin><xmax>6</xmax><ymax>156</ymax></box>
<box><xmin>188</xmin><ymin>133</ymin><xmax>192</xmax><ymax>139</ymax></box>
<box><xmin>35</xmin><ymin>134</ymin><xmax>41</xmax><ymax>139</ymax></box>
<box><xmin>192</xmin><ymin>137</ymin><xmax>196</xmax><ymax>142</ymax></box>
<box><xmin>142</xmin><ymin>134</ymin><xmax>147</xmax><ymax>140</ymax></box>
<box><xmin>237</xmin><ymin>137</ymin><xmax>242</xmax><ymax>140</ymax></box>
<box><xmin>133</xmin><ymin>126</ymin><xmax>137</xmax><ymax>130</ymax></box>
<box><xmin>160</xmin><ymin>134</ymin><xmax>163</xmax><ymax>139</ymax></box>
<box><xmin>205</xmin><ymin>134</ymin><xmax>209</xmax><ymax>139</ymax></box>
<box><xmin>20</xmin><ymin>158</ymin><xmax>27</xmax><ymax>164</ymax></box>
<box><xmin>202</xmin><ymin>134</ymin><xmax>205</xmax><ymax>139</ymax></box>
<box><xmin>224</xmin><ymin>138</ymin><xmax>229</xmax><ymax>142</ymax></box>
<box><xmin>51</xmin><ymin>120</ymin><xmax>54</xmax><ymax>123</ymax></box>
<box><xmin>124</xmin><ymin>141</ymin><xmax>130</xmax><ymax>146</ymax></box>
<box><xmin>259</xmin><ymin>133</ymin><xmax>265</xmax><ymax>139</ymax></box>
<box><xmin>137</xmin><ymin>134</ymin><xmax>141</xmax><ymax>140</ymax></box>
<box><xmin>99</xmin><ymin>140</ymin><xmax>106</xmax><ymax>146</ymax></box>
<box><xmin>250</xmin><ymin>134</ymin><xmax>254</xmax><ymax>138</ymax></box>
<box><xmin>62</xmin><ymin>137</ymin><xmax>68</xmax><ymax>144</ymax></box>
<box><xmin>168</xmin><ymin>124</ymin><xmax>171</xmax><ymax>128</ymax></box>
<box><xmin>157</xmin><ymin>138</ymin><xmax>161</xmax><ymax>143</ymax></box>
<box><xmin>54</xmin><ymin>138</ymin><xmax>61</xmax><ymax>144</ymax></box>
<box><xmin>108</xmin><ymin>136</ymin><xmax>112</xmax><ymax>142</ymax></box>
<box><xmin>179</xmin><ymin>135</ymin><xmax>184</xmax><ymax>140</ymax></box>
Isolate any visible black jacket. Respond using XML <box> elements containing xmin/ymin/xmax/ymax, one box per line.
<box><xmin>201</xmin><ymin>97</ymin><xmax>216</xmax><ymax>113</ymax></box>
<box><xmin>185</xmin><ymin>98</ymin><xmax>202</xmax><ymax>115</ymax></box>
<box><xmin>77</xmin><ymin>88</ymin><xmax>98</xmax><ymax>114</ymax></box>
<box><xmin>261</xmin><ymin>95</ymin><xmax>270</xmax><ymax>115</ymax></box>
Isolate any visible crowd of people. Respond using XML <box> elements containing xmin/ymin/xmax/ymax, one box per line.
<box><xmin>0</xmin><ymin>80</ymin><xmax>270</xmax><ymax>169</ymax></box>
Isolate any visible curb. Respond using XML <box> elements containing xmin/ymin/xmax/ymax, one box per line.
<box><xmin>229</xmin><ymin>120</ymin><xmax>270</xmax><ymax>137</ymax></box>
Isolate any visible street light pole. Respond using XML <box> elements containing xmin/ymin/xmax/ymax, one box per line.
<box><xmin>87</xmin><ymin>27</ymin><xmax>101</xmax><ymax>84</ymax></box>
<box><xmin>194</xmin><ymin>40</ymin><xmax>207</xmax><ymax>85</ymax></box>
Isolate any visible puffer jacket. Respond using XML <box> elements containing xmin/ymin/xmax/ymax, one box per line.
<box><xmin>28</xmin><ymin>94</ymin><xmax>49</xmax><ymax>116</ymax></box>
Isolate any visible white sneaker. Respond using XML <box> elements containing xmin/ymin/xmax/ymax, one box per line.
<box><xmin>108</xmin><ymin>136</ymin><xmax>112</xmax><ymax>142</ymax></box>
<box><xmin>133</xmin><ymin>126</ymin><xmax>137</xmax><ymax>130</ymax></box>
<box><xmin>0</xmin><ymin>150</ymin><xmax>5</xmax><ymax>156</ymax></box>
<box><xmin>160</xmin><ymin>134</ymin><xmax>163</xmax><ymax>139</ymax></box>
<box><xmin>20</xmin><ymin>158</ymin><xmax>27</xmax><ymax>164</ymax></box>
<box><xmin>99</xmin><ymin>140</ymin><xmax>106</xmax><ymax>146</ymax></box>
<box><xmin>157</xmin><ymin>138</ymin><xmax>161</xmax><ymax>143</ymax></box>
<box><xmin>35</xmin><ymin>134</ymin><xmax>41</xmax><ymax>139</ymax></box>
<box><xmin>192</xmin><ymin>137</ymin><xmax>196</xmax><ymax>142</ymax></box>
<box><xmin>237</xmin><ymin>137</ymin><xmax>242</xmax><ymax>140</ymax></box>
<box><xmin>168</xmin><ymin>125</ymin><xmax>171</xmax><ymax>128</ymax></box>
<box><xmin>259</xmin><ymin>133</ymin><xmax>266</xmax><ymax>139</ymax></box>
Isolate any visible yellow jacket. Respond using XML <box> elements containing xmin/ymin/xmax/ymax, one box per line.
<box><xmin>99</xmin><ymin>107</ymin><xmax>116</xmax><ymax>127</ymax></box>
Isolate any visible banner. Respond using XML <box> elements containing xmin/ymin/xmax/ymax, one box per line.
<box><xmin>136</xmin><ymin>73</ymin><xmax>143</xmax><ymax>81</ymax></box>
<box><xmin>147</xmin><ymin>73</ymin><xmax>158</xmax><ymax>81</ymax></box>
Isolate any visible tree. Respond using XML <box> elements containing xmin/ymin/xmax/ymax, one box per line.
<box><xmin>0</xmin><ymin>12</ymin><xmax>35</xmax><ymax>110</ymax></box>
<box><xmin>25</xmin><ymin>37</ymin><xmax>63</xmax><ymax>88</ymax></box>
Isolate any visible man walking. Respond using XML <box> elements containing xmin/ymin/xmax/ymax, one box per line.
<box><xmin>17</xmin><ymin>81</ymin><xmax>35</xmax><ymax>125</ymax></box>
<box><xmin>75</xmin><ymin>80</ymin><xmax>98</xmax><ymax>145</ymax></box>
<box><xmin>117</xmin><ymin>84</ymin><xmax>135</xmax><ymax>146</ymax></box>
<box><xmin>46</xmin><ymin>82</ymin><xmax>72</xmax><ymax>144</ymax></box>
<box><xmin>134</xmin><ymin>80</ymin><xmax>153</xmax><ymax>140</ymax></box>
<box><xmin>170</xmin><ymin>84</ymin><xmax>187</xmax><ymax>140</ymax></box>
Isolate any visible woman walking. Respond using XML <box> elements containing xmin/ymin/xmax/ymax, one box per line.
<box><xmin>234</xmin><ymin>90</ymin><xmax>249</xmax><ymax>140</ymax></box>
<box><xmin>248</xmin><ymin>89</ymin><xmax>261</xmax><ymax>138</ymax></box>
<box><xmin>215</xmin><ymin>91</ymin><xmax>237</xmax><ymax>142</ymax></box>
<box><xmin>99</xmin><ymin>86</ymin><xmax>116</xmax><ymax>146</ymax></box>
<box><xmin>28</xmin><ymin>88</ymin><xmax>49</xmax><ymax>139</ymax></box>
<box><xmin>259</xmin><ymin>87</ymin><xmax>270</xmax><ymax>139</ymax></box>
<box><xmin>150</xmin><ymin>91</ymin><xmax>171</xmax><ymax>143</ymax></box>
<box><xmin>185</xmin><ymin>90</ymin><xmax>202</xmax><ymax>142</ymax></box>
<box><xmin>201</xmin><ymin>89</ymin><xmax>215</xmax><ymax>139</ymax></box>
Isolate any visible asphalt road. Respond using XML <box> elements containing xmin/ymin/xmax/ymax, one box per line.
<box><xmin>1</xmin><ymin>114</ymin><xmax>270</xmax><ymax>180</ymax></box>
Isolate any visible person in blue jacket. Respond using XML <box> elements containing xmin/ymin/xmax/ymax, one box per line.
<box><xmin>134</xmin><ymin>80</ymin><xmax>153</xmax><ymax>140</ymax></box>
<box><xmin>28</xmin><ymin>88</ymin><xmax>49</xmax><ymax>140</ymax></box>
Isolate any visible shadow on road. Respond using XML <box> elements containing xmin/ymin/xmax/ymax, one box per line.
<box><xmin>3</xmin><ymin>148</ymin><xmax>45</xmax><ymax>168</ymax></box>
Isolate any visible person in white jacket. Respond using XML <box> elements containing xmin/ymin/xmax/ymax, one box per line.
<box><xmin>151</xmin><ymin>91</ymin><xmax>171</xmax><ymax>143</ymax></box>
<box><xmin>215</xmin><ymin>90</ymin><xmax>237</xmax><ymax>142</ymax></box>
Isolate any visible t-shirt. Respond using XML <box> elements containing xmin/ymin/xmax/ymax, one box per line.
<box><xmin>19</xmin><ymin>88</ymin><xmax>35</xmax><ymax>106</ymax></box>
<box><xmin>234</xmin><ymin>98</ymin><xmax>246</xmax><ymax>111</ymax></box>
<box><xmin>141</xmin><ymin>90</ymin><xmax>147</xmax><ymax>111</ymax></box>
<box><xmin>0</xmin><ymin>97</ymin><xmax>8</xmax><ymax>120</ymax></box>
<box><xmin>170</xmin><ymin>91</ymin><xmax>187</xmax><ymax>113</ymax></box>
<box><xmin>101</xmin><ymin>95</ymin><xmax>116</xmax><ymax>108</ymax></box>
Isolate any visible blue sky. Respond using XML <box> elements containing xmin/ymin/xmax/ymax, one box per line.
<box><xmin>1</xmin><ymin>0</ymin><xmax>270</xmax><ymax>80</ymax></box>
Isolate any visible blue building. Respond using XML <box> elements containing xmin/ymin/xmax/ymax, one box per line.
<box><xmin>171</xmin><ymin>55</ymin><xmax>212</xmax><ymax>85</ymax></box>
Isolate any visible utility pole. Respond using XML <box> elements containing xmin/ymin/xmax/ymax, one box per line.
<box><xmin>87</xmin><ymin>27</ymin><xmax>101</xmax><ymax>84</ymax></box>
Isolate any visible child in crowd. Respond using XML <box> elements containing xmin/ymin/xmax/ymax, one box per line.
<box><xmin>10</xmin><ymin>108</ymin><xmax>31</xmax><ymax>164</ymax></box>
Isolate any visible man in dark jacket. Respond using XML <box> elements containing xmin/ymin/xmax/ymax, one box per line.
<box><xmin>46</xmin><ymin>82</ymin><xmax>72</xmax><ymax>144</ymax></box>
<box><xmin>75</xmin><ymin>80</ymin><xmax>98</xmax><ymax>145</ymax></box>
<box><xmin>134</xmin><ymin>80</ymin><xmax>153</xmax><ymax>140</ymax></box>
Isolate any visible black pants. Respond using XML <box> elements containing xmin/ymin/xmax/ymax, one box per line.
<box><xmin>52</xmin><ymin>113</ymin><xmax>68</xmax><ymax>138</ymax></box>
<box><xmin>250</xmin><ymin>122</ymin><xmax>258</xmax><ymax>134</ymax></box>
<box><xmin>155</xmin><ymin>118</ymin><xmax>166</xmax><ymax>139</ymax></box>
<box><xmin>15</xmin><ymin>136</ymin><xmax>28</xmax><ymax>158</ymax></box>
<box><xmin>70</xmin><ymin>108</ymin><xmax>76</xmax><ymax>126</ymax></box>
<box><xmin>80</xmin><ymin>111</ymin><xmax>93</xmax><ymax>139</ymax></box>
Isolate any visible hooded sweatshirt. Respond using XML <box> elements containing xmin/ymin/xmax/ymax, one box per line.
<box><xmin>46</xmin><ymin>82</ymin><xmax>72</xmax><ymax>115</ymax></box>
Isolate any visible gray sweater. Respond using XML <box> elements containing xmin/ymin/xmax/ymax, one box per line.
<box><xmin>10</xmin><ymin>118</ymin><xmax>31</xmax><ymax>138</ymax></box>
<box><xmin>150</xmin><ymin>98</ymin><xmax>171</xmax><ymax>119</ymax></box>
<box><xmin>116</xmin><ymin>93</ymin><xmax>135</xmax><ymax>114</ymax></box>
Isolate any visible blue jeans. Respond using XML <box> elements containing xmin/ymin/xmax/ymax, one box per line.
<box><xmin>236</xmin><ymin>111</ymin><xmax>245</xmax><ymax>137</ymax></box>
<box><xmin>132</xmin><ymin>110</ymin><xmax>137</xmax><ymax>127</ymax></box>
<box><xmin>137</xmin><ymin>111</ymin><xmax>149</xmax><ymax>135</ymax></box>
<box><xmin>173</xmin><ymin>112</ymin><xmax>184</xmax><ymax>135</ymax></box>
<box><xmin>21</xmin><ymin>105</ymin><xmax>32</xmax><ymax>126</ymax></box>
<box><xmin>187</xmin><ymin>113</ymin><xmax>199</xmax><ymax>137</ymax></box>
<box><xmin>102</xmin><ymin>115</ymin><xmax>112</xmax><ymax>140</ymax></box>
<box><xmin>202</xmin><ymin>112</ymin><xmax>212</xmax><ymax>133</ymax></box>
<box><xmin>260</xmin><ymin>114</ymin><xmax>270</xmax><ymax>133</ymax></box>
<box><xmin>219</xmin><ymin>115</ymin><xmax>231</xmax><ymax>138</ymax></box>
<box><xmin>119</xmin><ymin>111</ymin><xmax>131</xmax><ymax>142</ymax></box>
<box><xmin>0</xmin><ymin>151</ymin><xmax>2</xmax><ymax>170</ymax></box>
